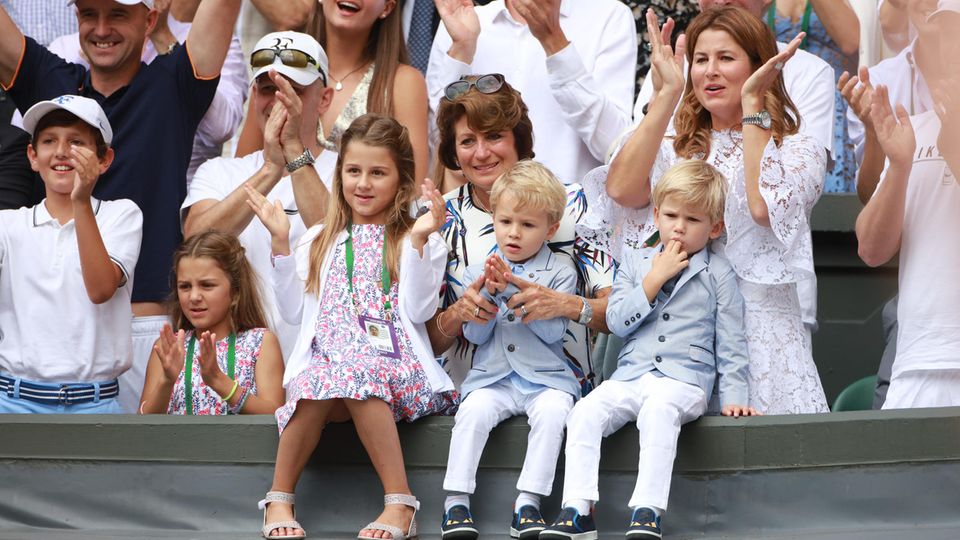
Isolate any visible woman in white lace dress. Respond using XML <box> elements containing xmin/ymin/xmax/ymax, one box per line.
<box><xmin>578</xmin><ymin>7</ymin><xmax>828</xmax><ymax>414</ymax></box>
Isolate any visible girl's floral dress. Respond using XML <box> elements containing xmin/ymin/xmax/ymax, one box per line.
<box><xmin>167</xmin><ymin>328</ymin><xmax>264</xmax><ymax>415</ymax></box>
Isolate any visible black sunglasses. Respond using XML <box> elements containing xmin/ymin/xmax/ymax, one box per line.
<box><xmin>251</xmin><ymin>48</ymin><xmax>327</xmax><ymax>86</ymax></box>
<box><xmin>442</xmin><ymin>73</ymin><xmax>506</xmax><ymax>101</ymax></box>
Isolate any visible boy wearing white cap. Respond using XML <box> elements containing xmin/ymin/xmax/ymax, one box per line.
<box><xmin>181</xmin><ymin>31</ymin><xmax>336</xmax><ymax>359</ymax></box>
<box><xmin>0</xmin><ymin>94</ymin><xmax>143</xmax><ymax>413</ymax></box>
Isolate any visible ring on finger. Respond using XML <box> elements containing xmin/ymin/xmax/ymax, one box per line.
<box><xmin>520</xmin><ymin>305</ymin><xmax>529</xmax><ymax>318</ymax></box>
<box><xmin>474</xmin><ymin>306</ymin><xmax>481</xmax><ymax>317</ymax></box>
<box><xmin>774</xmin><ymin>61</ymin><xmax>784</xmax><ymax>71</ymax></box>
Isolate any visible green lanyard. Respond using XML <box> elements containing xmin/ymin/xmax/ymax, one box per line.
<box><xmin>767</xmin><ymin>0</ymin><xmax>812</xmax><ymax>50</ymax></box>
<box><xmin>345</xmin><ymin>224</ymin><xmax>393</xmax><ymax>312</ymax></box>
<box><xmin>183</xmin><ymin>333</ymin><xmax>236</xmax><ymax>415</ymax></box>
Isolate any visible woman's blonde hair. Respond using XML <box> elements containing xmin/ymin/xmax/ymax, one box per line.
<box><xmin>673</xmin><ymin>6</ymin><xmax>800</xmax><ymax>159</ymax></box>
<box><xmin>490</xmin><ymin>160</ymin><xmax>567</xmax><ymax>225</ymax></box>
<box><xmin>307</xmin><ymin>0</ymin><xmax>408</xmax><ymax>116</ymax></box>
<box><xmin>170</xmin><ymin>231</ymin><xmax>269</xmax><ymax>333</ymax></box>
<box><xmin>653</xmin><ymin>160</ymin><xmax>728</xmax><ymax>223</ymax></box>
<box><xmin>306</xmin><ymin>113</ymin><xmax>417</xmax><ymax>294</ymax></box>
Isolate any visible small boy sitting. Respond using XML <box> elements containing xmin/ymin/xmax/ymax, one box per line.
<box><xmin>0</xmin><ymin>95</ymin><xmax>143</xmax><ymax>413</ymax></box>
<box><xmin>441</xmin><ymin>160</ymin><xmax>579</xmax><ymax>540</ymax></box>
<box><xmin>542</xmin><ymin>160</ymin><xmax>758</xmax><ymax>540</ymax></box>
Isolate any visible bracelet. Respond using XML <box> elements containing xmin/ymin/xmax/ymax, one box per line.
<box><xmin>228</xmin><ymin>386</ymin><xmax>250</xmax><ymax>415</ymax></box>
<box><xmin>436</xmin><ymin>309</ymin><xmax>459</xmax><ymax>339</ymax></box>
<box><xmin>222</xmin><ymin>380</ymin><xmax>239</xmax><ymax>402</ymax></box>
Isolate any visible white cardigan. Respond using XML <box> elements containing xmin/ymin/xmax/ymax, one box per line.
<box><xmin>271</xmin><ymin>225</ymin><xmax>455</xmax><ymax>395</ymax></box>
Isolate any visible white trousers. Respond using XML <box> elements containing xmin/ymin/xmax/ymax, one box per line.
<box><xmin>562</xmin><ymin>372</ymin><xmax>707</xmax><ymax>511</ymax></box>
<box><xmin>118</xmin><ymin>315</ymin><xmax>167</xmax><ymax>414</ymax></box>
<box><xmin>883</xmin><ymin>369</ymin><xmax>960</xmax><ymax>409</ymax></box>
<box><xmin>443</xmin><ymin>378</ymin><xmax>574</xmax><ymax>496</ymax></box>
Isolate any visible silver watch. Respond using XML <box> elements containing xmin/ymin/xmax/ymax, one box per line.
<box><xmin>285</xmin><ymin>148</ymin><xmax>315</xmax><ymax>173</ymax></box>
<box><xmin>577</xmin><ymin>296</ymin><xmax>593</xmax><ymax>325</ymax></box>
<box><xmin>742</xmin><ymin>110</ymin><xmax>772</xmax><ymax>129</ymax></box>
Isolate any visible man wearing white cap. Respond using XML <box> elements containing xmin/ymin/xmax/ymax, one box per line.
<box><xmin>0</xmin><ymin>94</ymin><xmax>143</xmax><ymax>413</ymax></box>
<box><xmin>856</xmin><ymin>0</ymin><xmax>960</xmax><ymax>409</ymax></box>
<box><xmin>0</xmin><ymin>0</ymin><xmax>242</xmax><ymax>412</ymax></box>
<box><xmin>182</xmin><ymin>31</ymin><xmax>337</xmax><ymax>360</ymax></box>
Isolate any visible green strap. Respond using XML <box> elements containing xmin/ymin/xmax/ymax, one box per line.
<box><xmin>767</xmin><ymin>0</ymin><xmax>811</xmax><ymax>50</ymax></box>
<box><xmin>184</xmin><ymin>333</ymin><xmax>236</xmax><ymax>416</ymax></box>
<box><xmin>345</xmin><ymin>223</ymin><xmax>392</xmax><ymax>312</ymax></box>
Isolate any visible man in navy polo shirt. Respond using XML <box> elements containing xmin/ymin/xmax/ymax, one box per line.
<box><xmin>0</xmin><ymin>0</ymin><xmax>242</xmax><ymax>412</ymax></box>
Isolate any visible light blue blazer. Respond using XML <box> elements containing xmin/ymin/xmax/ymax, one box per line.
<box><xmin>460</xmin><ymin>244</ymin><xmax>580</xmax><ymax>398</ymax></box>
<box><xmin>607</xmin><ymin>245</ymin><xmax>750</xmax><ymax>407</ymax></box>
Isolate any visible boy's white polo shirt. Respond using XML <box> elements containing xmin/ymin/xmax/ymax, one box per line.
<box><xmin>182</xmin><ymin>149</ymin><xmax>337</xmax><ymax>358</ymax></box>
<box><xmin>0</xmin><ymin>198</ymin><xmax>143</xmax><ymax>383</ymax></box>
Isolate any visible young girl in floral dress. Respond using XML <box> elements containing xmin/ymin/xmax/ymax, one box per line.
<box><xmin>248</xmin><ymin>113</ymin><xmax>458</xmax><ymax>540</ymax></box>
<box><xmin>139</xmin><ymin>231</ymin><xmax>286</xmax><ymax>415</ymax></box>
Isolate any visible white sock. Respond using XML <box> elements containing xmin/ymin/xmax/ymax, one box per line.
<box><xmin>563</xmin><ymin>499</ymin><xmax>591</xmax><ymax>516</ymax></box>
<box><xmin>444</xmin><ymin>493</ymin><xmax>470</xmax><ymax>512</ymax></box>
<box><xmin>514</xmin><ymin>491</ymin><xmax>541</xmax><ymax>512</ymax></box>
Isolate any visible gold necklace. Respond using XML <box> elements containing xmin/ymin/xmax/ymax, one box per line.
<box><xmin>330</xmin><ymin>62</ymin><xmax>369</xmax><ymax>91</ymax></box>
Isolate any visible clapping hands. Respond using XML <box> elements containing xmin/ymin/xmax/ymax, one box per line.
<box><xmin>410</xmin><ymin>178</ymin><xmax>446</xmax><ymax>253</ymax></box>
<box><xmin>245</xmin><ymin>183</ymin><xmax>291</xmax><ymax>256</ymax></box>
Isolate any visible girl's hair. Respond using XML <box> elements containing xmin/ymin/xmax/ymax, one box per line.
<box><xmin>436</xmin><ymin>79</ymin><xmax>535</xmax><ymax>171</ymax></box>
<box><xmin>307</xmin><ymin>1</ymin><xmax>408</xmax><ymax>116</ymax></box>
<box><xmin>490</xmin><ymin>160</ymin><xmax>567</xmax><ymax>225</ymax></box>
<box><xmin>673</xmin><ymin>6</ymin><xmax>800</xmax><ymax>159</ymax></box>
<box><xmin>306</xmin><ymin>113</ymin><xmax>417</xmax><ymax>294</ymax></box>
<box><xmin>170</xmin><ymin>231</ymin><xmax>269</xmax><ymax>333</ymax></box>
<box><xmin>652</xmin><ymin>160</ymin><xmax>728</xmax><ymax>223</ymax></box>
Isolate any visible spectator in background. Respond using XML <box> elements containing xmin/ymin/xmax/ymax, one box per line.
<box><xmin>878</xmin><ymin>0</ymin><xmax>916</xmax><ymax>53</ymax></box>
<box><xmin>0</xmin><ymin>92</ymin><xmax>41</xmax><ymax>210</ymax></box>
<box><xmin>428</xmin><ymin>0</ymin><xmax>637</xmax><ymax>185</ymax></box>
<box><xmin>619</xmin><ymin>1</ymin><xmax>700</xmax><ymax>98</ymax></box>
<box><xmin>47</xmin><ymin>0</ymin><xmax>249</xmax><ymax>184</ymax></box>
<box><xmin>0</xmin><ymin>0</ymin><xmax>76</xmax><ymax>46</ymax></box>
<box><xmin>0</xmin><ymin>0</ymin><xmax>243</xmax><ymax>413</ymax></box>
<box><xmin>238</xmin><ymin>0</ymin><xmax>314</xmax><ymax>60</ymax></box>
<box><xmin>769</xmin><ymin>0</ymin><xmax>860</xmax><ymax>193</ymax></box>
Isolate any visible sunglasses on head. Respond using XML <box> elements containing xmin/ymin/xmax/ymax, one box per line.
<box><xmin>251</xmin><ymin>47</ymin><xmax>327</xmax><ymax>86</ymax></box>
<box><xmin>442</xmin><ymin>73</ymin><xmax>506</xmax><ymax>101</ymax></box>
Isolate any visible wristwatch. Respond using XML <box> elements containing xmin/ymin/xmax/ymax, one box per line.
<box><xmin>742</xmin><ymin>110</ymin><xmax>772</xmax><ymax>129</ymax></box>
<box><xmin>285</xmin><ymin>148</ymin><xmax>315</xmax><ymax>173</ymax></box>
<box><xmin>577</xmin><ymin>296</ymin><xmax>593</xmax><ymax>325</ymax></box>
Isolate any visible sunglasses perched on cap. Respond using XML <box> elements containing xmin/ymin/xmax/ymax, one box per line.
<box><xmin>442</xmin><ymin>73</ymin><xmax>506</xmax><ymax>101</ymax></box>
<box><xmin>251</xmin><ymin>47</ymin><xmax>327</xmax><ymax>85</ymax></box>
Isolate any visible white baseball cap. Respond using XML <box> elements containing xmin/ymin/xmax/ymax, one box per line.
<box><xmin>928</xmin><ymin>0</ymin><xmax>960</xmax><ymax>21</ymax></box>
<box><xmin>251</xmin><ymin>31</ymin><xmax>329</xmax><ymax>87</ymax></box>
<box><xmin>67</xmin><ymin>0</ymin><xmax>155</xmax><ymax>8</ymax></box>
<box><xmin>22</xmin><ymin>95</ymin><xmax>113</xmax><ymax>145</ymax></box>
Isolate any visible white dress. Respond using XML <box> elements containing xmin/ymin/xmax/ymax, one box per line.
<box><xmin>578</xmin><ymin>130</ymin><xmax>830</xmax><ymax>414</ymax></box>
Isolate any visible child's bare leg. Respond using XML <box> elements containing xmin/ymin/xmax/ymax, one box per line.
<box><xmin>345</xmin><ymin>397</ymin><xmax>414</xmax><ymax>539</ymax></box>
<box><xmin>265</xmin><ymin>398</ymin><xmax>349</xmax><ymax>537</ymax></box>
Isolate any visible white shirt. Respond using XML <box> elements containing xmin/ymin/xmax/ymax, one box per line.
<box><xmin>181</xmin><ymin>149</ymin><xmax>337</xmax><ymax>359</ymax></box>
<box><xmin>46</xmin><ymin>16</ymin><xmax>250</xmax><ymax>182</ymax></box>
<box><xmin>631</xmin><ymin>43</ymin><xmax>835</xmax><ymax>158</ymax></box>
<box><xmin>0</xmin><ymin>198</ymin><xmax>143</xmax><ymax>382</ymax></box>
<box><xmin>878</xmin><ymin>111</ymin><xmax>960</xmax><ymax>377</ymax></box>
<box><xmin>426</xmin><ymin>0</ymin><xmax>636</xmax><ymax>184</ymax></box>
<box><xmin>846</xmin><ymin>40</ymin><xmax>934</xmax><ymax>167</ymax></box>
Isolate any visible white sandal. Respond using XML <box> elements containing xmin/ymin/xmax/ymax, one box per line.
<box><xmin>357</xmin><ymin>493</ymin><xmax>419</xmax><ymax>540</ymax></box>
<box><xmin>258</xmin><ymin>491</ymin><xmax>306</xmax><ymax>539</ymax></box>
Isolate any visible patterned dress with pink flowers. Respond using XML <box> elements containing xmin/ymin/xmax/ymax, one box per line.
<box><xmin>167</xmin><ymin>328</ymin><xmax>264</xmax><ymax>415</ymax></box>
<box><xmin>276</xmin><ymin>224</ymin><xmax>458</xmax><ymax>432</ymax></box>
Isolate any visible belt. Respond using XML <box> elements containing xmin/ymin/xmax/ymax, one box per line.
<box><xmin>0</xmin><ymin>374</ymin><xmax>119</xmax><ymax>406</ymax></box>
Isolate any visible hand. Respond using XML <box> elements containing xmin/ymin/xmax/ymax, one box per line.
<box><xmin>154</xmin><ymin>324</ymin><xmax>186</xmax><ymax>384</ymax></box>
<box><xmin>269</xmin><ymin>70</ymin><xmax>307</xmax><ymax>163</ymax></box>
<box><xmin>838</xmin><ymin>66</ymin><xmax>875</xmax><ymax>131</ymax></box>
<box><xmin>262</xmin><ymin>98</ymin><xmax>288</xmax><ymax>176</ymax></box>
<box><xmin>244</xmin><ymin>183</ymin><xmax>291</xmax><ymax>254</ymax></box>
<box><xmin>148</xmin><ymin>0</ymin><xmax>172</xmax><ymax>38</ymax></box>
<box><xmin>511</xmin><ymin>0</ymin><xmax>568</xmax><ymax>55</ymax></box>
<box><xmin>410</xmin><ymin>178</ymin><xmax>446</xmax><ymax>250</ymax></box>
<box><xmin>483</xmin><ymin>254</ymin><xmax>509</xmax><ymax>295</ymax></box>
<box><xmin>504</xmin><ymin>273</ymin><xmax>571</xmax><ymax>322</ymax></box>
<box><xmin>69</xmin><ymin>145</ymin><xmax>102</xmax><ymax>202</ymax></box>
<box><xmin>869</xmin><ymin>84</ymin><xmax>916</xmax><ymax>167</ymax></box>
<box><xmin>435</xmin><ymin>0</ymin><xmax>480</xmax><ymax>60</ymax></box>
<box><xmin>721</xmin><ymin>404</ymin><xmax>762</xmax><ymax>418</ymax></box>
<box><xmin>650</xmin><ymin>240</ymin><xmax>689</xmax><ymax>283</ymax></box>
<box><xmin>450</xmin><ymin>274</ymin><xmax>499</xmax><ymax>325</ymax></box>
<box><xmin>645</xmin><ymin>9</ymin><xmax>686</xmax><ymax>104</ymax></box>
<box><xmin>741</xmin><ymin>32</ymin><xmax>803</xmax><ymax>112</ymax></box>
<box><xmin>196</xmin><ymin>331</ymin><xmax>229</xmax><ymax>391</ymax></box>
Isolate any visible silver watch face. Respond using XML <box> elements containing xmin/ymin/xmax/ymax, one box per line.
<box><xmin>745</xmin><ymin>110</ymin><xmax>772</xmax><ymax>129</ymax></box>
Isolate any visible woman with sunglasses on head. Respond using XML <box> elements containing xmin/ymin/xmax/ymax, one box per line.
<box><xmin>428</xmin><ymin>75</ymin><xmax>615</xmax><ymax>424</ymax></box>
<box><xmin>236</xmin><ymin>0</ymin><xmax>430</xmax><ymax>184</ymax></box>
<box><xmin>581</xmin><ymin>7</ymin><xmax>829</xmax><ymax>415</ymax></box>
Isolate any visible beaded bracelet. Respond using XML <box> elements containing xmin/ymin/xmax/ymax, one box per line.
<box><xmin>228</xmin><ymin>386</ymin><xmax>250</xmax><ymax>415</ymax></box>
